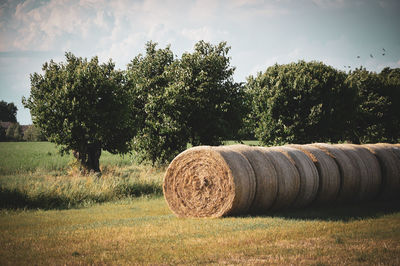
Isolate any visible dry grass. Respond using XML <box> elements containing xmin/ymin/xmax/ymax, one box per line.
<box><xmin>1</xmin><ymin>197</ymin><xmax>399</xmax><ymax>265</ymax></box>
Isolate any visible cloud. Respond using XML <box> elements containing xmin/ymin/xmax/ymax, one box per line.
<box><xmin>311</xmin><ymin>0</ymin><xmax>346</xmax><ymax>8</ymax></box>
<box><xmin>181</xmin><ymin>27</ymin><xmax>228</xmax><ymax>43</ymax></box>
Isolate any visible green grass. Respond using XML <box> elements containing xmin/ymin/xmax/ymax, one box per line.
<box><xmin>0</xmin><ymin>198</ymin><xmax>399</xmax><ymax>265</ymax></box>
<box><xmin>0</xmin><ymin>142</ymin><xmax>136</xmax><ymax>175</ymax></box>
<box><xmin>0</xmin><ymin>142</ymin><xmax>163</xmax><ymax>209</ymax></box>
<box><xmin>1</xmin><ymin>141</ymin><xmax>399</xmax><ymax>264</ymax></box>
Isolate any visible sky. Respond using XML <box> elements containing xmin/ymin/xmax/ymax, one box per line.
<box><xmin>0</xmin><ymin>0</ymin><xmax>399</xmax><ymax>125</ymax></box>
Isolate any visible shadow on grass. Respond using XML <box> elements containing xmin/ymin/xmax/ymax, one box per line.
<box><xmin>0</xmin><ymin>188</ymin><xmax>71</xmax><ymax>210</ymax></box>
<box><xmin>267</xmin><ymin>200</ymin><xmax>400</xmax><ymax>222</ymax></box>
<box><xmin>0</xmin><ymin>183</ymin><xmax>163</xmax><ymax>210</ymax></box>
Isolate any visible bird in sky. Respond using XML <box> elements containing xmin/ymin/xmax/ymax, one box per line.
<box><xmin>370</xmin><ymin>54</ymin><xmax>373</xmax><ymax>58</ymax></box>
<box><xmin>357</xmin><ymin>56</ymin><xmax>360</xmax><ymax>58</ymax></box>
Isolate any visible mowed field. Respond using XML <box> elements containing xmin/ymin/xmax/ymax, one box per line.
<box><xmin>1</xmin><ymin>142</ymin><xmax>400</xmax><ymax>265</ymax></box>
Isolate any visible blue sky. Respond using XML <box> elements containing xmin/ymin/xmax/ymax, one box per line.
<box><xmin>1</xmin><ymin>0</ymin><xmax>399</xmax><ymax>125</ymax></box>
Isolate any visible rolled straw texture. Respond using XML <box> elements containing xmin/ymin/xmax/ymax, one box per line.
<box><xmin>364</xmin><ymin>144</ymin><xmax>400</xmax><ymax>199</ymax></box>
<box><xmin>260</xmin><ymin>147</ymin><xmax>300</xmax><ymax>210</ymax></box>
<box><xmin>163</xmin><ymin>146</ymin><xmax>256</xmax><ymax>218</ymax></box>
<box><xmin>334</xmin><ymin>144</ymin><xmax>373</xmax><ymax>202</ymax></box>
<box><xmin>227</xmin><ymin>145</ymin><xmax>278</xmax><ymax>213</ymax></box>
<box><xmin>290</xmin><ymin>144</ymin><xmax>340</xmax><ymax>204</ymax></box>
<box><xmin>275</xmin><ymin>146</ymin><xmax>319</xmax><ymax>207</ymax></box>
<box><xmin>312</xmin><ymin>143</ymin><xmax>360</xmax><ymax>202</ymax></box>
<box><xmin>348</xmin><ymin>144</ymin><xmax>382</xmax><ymax>201</ymax></box>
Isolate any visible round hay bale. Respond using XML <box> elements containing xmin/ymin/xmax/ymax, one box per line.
<box><xmin>364</xmin><ymin>144</ymin><xmax>400</xmax><ymax>199</ymax></box>
<box><xmin>227</xmin><ymin>144</ymin><xmax>278</xmax><ymax>213</ymax></box>
<box><xmin>290</xmin><ymin>144</ymin><xmax>340</xmax><ymax>204</ymax></box>
<box><xmin>274</xmin><ymin>146</ymin><xmax>319</xmax><ymax>207</ymax></box>
<box><xmin>163</xmin><ymin>146</ymin><xmax>256</xmax><ymax>218</ymax></box>
<box><xmin>346</xmin><ymin>144</ymin><xmax>382</xmax><ymax>201</ymax></box>
<box><xmin>258</xmin><ymin>147</ymin><xmax>300</xmax><ymax>210</ymax></box>
<box><xmin>311</xmin><ymin>143</ymin><xmax>360</xmax><ymax>202</ymax></box>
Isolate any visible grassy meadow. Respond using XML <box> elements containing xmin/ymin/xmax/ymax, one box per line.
<box><xmin>0</xmin><ymin>141</ymin><xmax>400</xmax><ymax>265</ymax></box>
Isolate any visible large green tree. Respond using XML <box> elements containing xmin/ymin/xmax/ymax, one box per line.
<box><xmin>0</xmin><ymin>100</ymin><xmax>18</xmax><ymax>122</ymax></box>
<box><xmin>170</xmin><ymin>41</ymin><xmax>245</xmax><ymax>146</ymax></box>
<box><xmin>247</xmin><ymin>61</ymin><xmax>355</xmax><ymax>145</ymax></box>
<box><xmin>23</xmin><ymin>52</ymin><xmax>135</xmax><ymax>173</ymax></box>
<box><xmin>126</xmin><ymin>41</ymin><xmax>245</xmax><ymax>165</ymax></box>
<box><xmin>126</xmin><ymin>42</ymin><xmax>185</xmax><ymax>165</ymax></box>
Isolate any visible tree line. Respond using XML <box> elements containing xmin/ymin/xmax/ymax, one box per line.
<box><xmin>0</xmin><ymin>100</ymin><xmax>46</xmax><ymax>142</ymax></box>
<box><xmin>21</xmin><ymin>41</ymin><xmax>400</xmax><ymax>173</ymax></box>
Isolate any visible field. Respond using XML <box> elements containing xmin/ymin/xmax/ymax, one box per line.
<box><xmin>1</xmin><ymin>142</ymin><xmax>400</xmax><ymax>265</ymax></box>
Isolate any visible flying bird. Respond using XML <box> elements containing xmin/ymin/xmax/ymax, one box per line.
<box><xmin>357</xmin><ymin>56</ymin><xmax>360</xmax><ymax>58</ymax></box>
<box><xmin>370</xmin><ymin>54</ymin><xmax>373</xmax><ymax>58</ymax></box>
<box><xmin>383</xmin><ymin>48</ymin><xmax>386</xmax><ymax>52</ymax></box>
<box><xmin>382</xmin><ymin>53</ymin><xmax>385</xmax><ymax>56</ymax></box>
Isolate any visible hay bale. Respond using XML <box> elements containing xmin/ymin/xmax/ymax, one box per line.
<box><xmin>364</xmin><ymin>144</ymin><xmax>400</xmax><ymax>199</ymax></box>
<box><xmin>311</xmin><ymin>143</ymin><xmax>360</xmax><ymax>202</ymax></box>
<box><xmin>343</xmin><ymin>144</ymin><xmax>382</xmax><ymax>201</ymax></box>
<box><xmin>163</xmin><ymin>146</ymin><xmax>256</xmax><ymax>218</ymax></box>
<box><xmin>274</xmin><ymin>146</ymin><xmax>319</xmax><ymax>207</ymax></box>
<box><xmin>227</xmin><ymin>144</ymin><xmax>278</xmax><ymax>213</ymax></box>
<box><xmin>259</xmin><ymin>147</ymin><xmax>300</xmax><ymax>210</ymax></box>
<box><xmin>290</xmin><ymin>144</ymin><xmax>340</xmax><ymax>204</ymax></box>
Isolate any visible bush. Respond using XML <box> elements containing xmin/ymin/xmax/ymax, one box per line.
<box><xmin>246</xmin><ymin>61</ymin><xmax>355</xmax><ymax>145</ymax></box>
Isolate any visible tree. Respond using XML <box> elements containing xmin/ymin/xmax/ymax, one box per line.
<box><xmin>126</xmin><ymin>41</ymin><xmax>185</xmax><ymax>165</ymax></box>
<box><xmin>170</xmin><ymin>41</ymin><xmax>245</xmax><ymax>146</ymax></box>
<box><xmin>345</xmin><ymin>68</ymin><xmax>389</xmax><ymax>143</ymax></box>
<box><xmin>5</xmin><ymin>122</ymin><xmax>23</xmax><ymax>141</ymax></box>
<box><xmin>0</xmin><ymin>126</ymin><xmax>5</xmax><ymax>141</ymax></box>
<box><xmin>23</xmin><ymin>52</ymin><xmax>135</xmax><ymax>173</ymax></box>
<box><xmin>0</xmin><ymin>100</ymin><xmax>18</xmax><ymax>122</ymax></box>
<box><xmin>379</xmin><ymin>67</ymin><xmax>400</xmax><ymax>142</ymax></box>
<box><xmin>23</xmin><ymin>125</ymin><xmax>46</xmax><ymax>141</ymax></box>
<box><xmin>126</xmin><ymin>41</ymin><xmax>245</xmax><ymax>165</ymax></box>
<box><xmin>247</xmin><ymin>61</ymin><xmax>356</xmax><ymax>145</ymax></box>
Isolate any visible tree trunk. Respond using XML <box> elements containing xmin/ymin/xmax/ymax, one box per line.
<box><xmin>73</xmin><ymin>144</ymin><xmax>102</xmax><ymax>174</ymax></box>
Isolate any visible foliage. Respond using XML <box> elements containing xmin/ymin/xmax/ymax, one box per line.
<box><xmin>172</xmin><ymin>41</ymin><xmax>245</xmax><ymax>146</ymax></box>
<box><xmin>246</xmin><ymin>61</ymin><xmax>356</xmax><ymax>145</ymax></box>
<box><xmin>0</xmin><ymin>100</ymin><xmax>17</xmax><ymax>122</ymax></box>
<box><xmin>127</xmin><ymin>41</ymin><xmax>245</xmax><ymax>165</ymax></box>
<box><xmin>5</xmin><ymin>122</ymin><xmax>23</xmax><ymax>141</ymax></box>
<box><xmin>345</xmin><ymin>67</ymin><xmax>393</xmax><ymax>143</ymax></box>
<box><xmin>126</xmin><ymin>41</ymin><xmax>185</xmax><ymax>165</ymax></box>
<box><xmin>379</xmin><ymin>67</ymin><xmax>400</xmax><ymax>142</ymax></box>
<box><xmin>23</xmin><ymin>125</ymin><xmax>46</xmax><ymax>141</ymax></box>
<box><xmin>0</xmin><ymin>126</ymin><xmax>5</xmax><ymax>141</ymax></box>
<box><xmin>23</xmin><ymin>52</ymin><xmax>135</xmax><ymax>173</ymax></box>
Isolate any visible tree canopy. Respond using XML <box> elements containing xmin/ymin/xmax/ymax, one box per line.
<box><xmin>126</xmin><ymin>41</ymin><xmax>245</xmax><ymax>165</ymax></box>
<box><xmin>246</xmin><ymin>61</ymin><xmax>356</xmax><ymax>145</ymax></box>
<box><xmin>346</xmin><ymin>67</ymin><xmax>400</xmax><ymax>143</ymax></box>
<box><xmin>0</xmin><ymin>100</ymin><xmax>18</xmax><ymax>122</ymax></box>
<box><xmin>23</xmin><ymin>52</ymin><xmax>135</xmax><ymax>173</ymax></box>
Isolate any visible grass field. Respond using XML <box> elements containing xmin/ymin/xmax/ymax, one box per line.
<box><xmin>1</xmin><ymin>142</ymin><xmax>400</xmax><ymax>265</ymax></box>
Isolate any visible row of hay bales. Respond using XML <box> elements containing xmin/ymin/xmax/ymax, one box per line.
<box><xmin>163</xmin><ymin>143</ymin><xmax>400</xmax><ymax>218</ymax></box>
